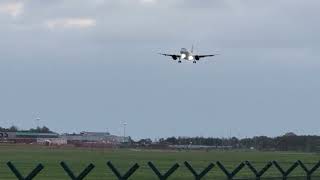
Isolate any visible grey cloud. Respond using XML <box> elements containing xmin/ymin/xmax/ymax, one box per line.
<box><xmin>1</xmin><ymin>0</ymin><xmax>320</xmax><ymax>65</ymax></box>
<box><xmin>1</xmin><ymin>0</ymin><xmax>319</xmax><ymax>48</ymax></box>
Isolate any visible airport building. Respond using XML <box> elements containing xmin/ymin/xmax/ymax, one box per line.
<box><xmin>37</xmin><ymin>138</ymin><xmax>67</xmax><ymax>146</ymax></box>
<box><xmin>0</xmin><ymin>131</ymin><xmax>60</xmax><ymax>144</ymax></box>
<box><xmin>62</xmin><ymin>131</ymin><xmax>129</xmax><ymax>145</ymax></box>
<box><xmin>0</xmin><ymin>131</ymin><xmax>128</xmax><ymax>147</ymax></box>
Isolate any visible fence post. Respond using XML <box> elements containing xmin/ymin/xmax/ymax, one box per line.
<box><xmin>245</xmin><ymin>161</ymin><xmax>273</xmax><ymax>180</ymax></box>
<box><xmin>184</xmin><ymin>161</ymin><xmax>215</xmax><ymax>180</ymax></box>
<box><xmin>7</xmin><ymin>161</ymin><xmax>44</xmax><ymax>180</ymax></box>
<box><xmin>60</xmin><ymin>161</ymin><xmax>95</xmax><ymax>180</ymax></box>
<box><xmin>216</xmin><ymin>161</ymin><xmax>245</xmax><ymax>180</ymax></box>
<box><xmin>106</xmin><ymin>161</ymin><xmax>139</xmax><ymax>180</ymax></box>
<box><xmin>148</xmin><ymin>162</ymin><xmax>179</xmax><ymax>180</ymax></box>
<box><xmin>298</xmin><ymin>160</ymin><xmax>320</xmax><ymax>180</ymax></box>
<box><xmin>273</xmin><ymin>161</ymin><xmax>299</xmax><ymax>180</ymax></box>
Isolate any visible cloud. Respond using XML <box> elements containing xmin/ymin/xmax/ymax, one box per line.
<box><xmin>0</xmin><ymin>2</ymin><xmax>24</xmax><ymax>17</ymax></box>
<box><xmin>45</xmin><ymin>18</ymin><xmax>96</xmax><ymax>29</ymax></box>
<box><xmin>139</xmin><ymin>0</ymin><xmax>157</xmax><ymax>4</ymax></box>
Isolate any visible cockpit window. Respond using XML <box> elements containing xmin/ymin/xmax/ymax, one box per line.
<box><xmin>180</xmin><ymin>48</ymin><xmax>188</xmax><ymax>54</ymax></box>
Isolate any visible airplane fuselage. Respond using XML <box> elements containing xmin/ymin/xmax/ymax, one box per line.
<box><xmin>180</xmin><ymin>48</ymin><xmax>194</xmax><ymax>61</ymax></box>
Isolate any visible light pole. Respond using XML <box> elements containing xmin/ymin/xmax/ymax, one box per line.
<box><xmin>36</xmin><ymin>118</ymin><xmax>40</xmax><ymax>128</ymax></box>
<box><xmin>123</xmin><ymin>122</ymin><xmax>127</xmax><ymax>143</ymax></box>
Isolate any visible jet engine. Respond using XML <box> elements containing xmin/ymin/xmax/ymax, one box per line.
<box><xmin>195</xmin><ymin>56</ymin><xmax>200</xmax><ymax>60</ymax></box>
<box><xmin>172</xmin><ymin>55</ymin><xmax>177</xmax><ymax>60</ymax></box>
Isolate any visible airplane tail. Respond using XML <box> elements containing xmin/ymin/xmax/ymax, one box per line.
<box><xmin>191</xmin><ymin>44</ymin><xmax>194</xmax><ymax>53</ymax></box>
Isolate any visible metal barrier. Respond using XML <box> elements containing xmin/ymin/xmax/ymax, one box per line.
<box><xmin>7</xmin><ymin>162</ymin><xmax>44</xmax><ymax>180</ymax></box>
<box><xmin>60</xmin><ymin>162</ymin><xmax>95</xmax><ymax>180</ymax></box>
<box><xmin>4</xmin><ymin>160</ymin><xmax>320</xmax><ymax>180</ymax></box>
<box><xmin>245</xmin><ymin>161</ymin><xmax>273</xmax><ymax>180</ymax></box>
<box><xmin>107</xmin><ymin>161</ymin><xmax>139</xmax><ymax>180</ymax></box>
<box><xmin>148</xmin><ymin>162</ymin><xmax>180</xmax><ymax>180</ymax></box>
<box><xmin>184</xmin><ymin>161</ymin><xmax>215</xmax><ymax>180</ymax></box>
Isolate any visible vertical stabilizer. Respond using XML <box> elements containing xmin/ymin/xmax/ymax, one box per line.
<box><xmin>191</xmin><ymin>44</ymin><xmax>194</xmax><ymax>53</ymax></box>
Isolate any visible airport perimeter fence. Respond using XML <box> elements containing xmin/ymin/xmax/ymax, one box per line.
<box><xmin>1</xmin><ymin>160</ymin><xmax>320</xmax><ymax>180</ymax></box>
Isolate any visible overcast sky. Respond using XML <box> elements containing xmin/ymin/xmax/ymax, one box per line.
<box><xmin>0</xmin><ymin>0</ymin><xmax>319</xmax><ymax>139</ymax></box>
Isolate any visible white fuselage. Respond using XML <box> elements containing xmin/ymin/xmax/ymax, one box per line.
<box><xmin>180</xmin><ymin>48</ymin><xmax>194</xmax><ymax>61</ymax></box>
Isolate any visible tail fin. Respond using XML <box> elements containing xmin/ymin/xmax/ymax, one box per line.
<box><xmin>191</xmin><ymin>44</ymin><xmax>194</xmax><ymax>53</ymax></box>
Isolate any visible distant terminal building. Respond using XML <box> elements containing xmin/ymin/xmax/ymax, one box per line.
<box><xmin>0</xmin><ymin>131</ymin><xmax>128</xmax><ymax>147</ymax></box>
<box><xmin>37</xmin><ymin>138</ymin><xmax>67</xmax><ymax>146</ymax></box>
<box><xmin>16</xmin><ymin>132</ymin><xmax>59</xmax><ymax>138</ymax></box>
<box><xmin>169</xmin><ymin>145</ymin><xmax>233</xmax><ymax>150</ymax></box>
<box><xmin>62</xmin><ymin>131</ymin><xmax>128</xmax><ymax>145</ymax></box>
<box><xmin>0</xmin><ymin>131</ymin><xmax>60</xmax><ymax>144</ymax></box>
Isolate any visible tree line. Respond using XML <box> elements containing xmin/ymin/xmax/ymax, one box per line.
<box><xmin>154</xmin><ymin>133</ymin><xmax>320</xmax><ymax>152</ymax></box>
<box><xmin>0</xmin><ymin>126</ymin><xmax>53</xmax><ymax>133</ymax></box>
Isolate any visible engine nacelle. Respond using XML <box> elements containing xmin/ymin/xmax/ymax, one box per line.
<box><xmin>195</xmin><ymin>56</ymin><xmax>200</xmax><ymax>60</ymax></box>
<box><xmin>172</xmin><ymin>55</ymin><xmax>177</xmax><ymax>60</ymax></box>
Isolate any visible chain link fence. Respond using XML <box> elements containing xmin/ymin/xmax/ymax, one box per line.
<box><xmin>2</xmin><ymin>160</ymin><xmax>320</xmax><ymax>180</ymax></box>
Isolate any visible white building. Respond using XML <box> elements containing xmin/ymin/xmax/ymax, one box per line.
<box><xmin>62</xmin><ymin>131</ymin><xmax>129</xmax><ymax>144</ymax></box>
<box><xmin>37</xmin><ymin>138</ymin><xmax>67</xmax><ymax>145</ymax></box>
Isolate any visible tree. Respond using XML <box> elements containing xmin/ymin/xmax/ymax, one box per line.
<box><xmin>29</xmin><ymin>126</ymin><xmax>52</xmax><ymax>133</ymax></box>
<box><xmin>138</xmin><ymin>138</ymin><xmax>152</xmax><ymax>145</ymax></box>
<box><xmin>8</xmin><ymin>126</ymin><xmax>18</xmax><ymax>132</ymax></box>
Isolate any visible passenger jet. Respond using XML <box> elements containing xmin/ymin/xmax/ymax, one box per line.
<box><xmin>159</xmin><ymin>46</ymin><xmax>218</xmax><ymax>63</ymax></box>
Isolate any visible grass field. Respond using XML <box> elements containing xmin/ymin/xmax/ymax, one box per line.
<box><xmin>0</xmin><ymin>144</ymin><xmax>319</xmax><ymax>180</ymax></box>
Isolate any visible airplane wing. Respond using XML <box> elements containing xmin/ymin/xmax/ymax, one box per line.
<box><xmin>159</xmin><ymin>53</ymin><xmax>181</xmax><ymax>60</ymax></box>
<box><xmin>195</xmin><ymin>54</ymin><xmax>219</xmax><ymax>59</ymax></box>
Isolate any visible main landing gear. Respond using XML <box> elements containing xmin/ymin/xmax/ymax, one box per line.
<box><xmin>193</xmin><ymin>61</ymin><xmax>197</xmax><ymax>64</ymax></box>
<box><xmin>178</xmin><ymin>60</ymin><xmax>182</xmax><ymax>63</ymax></box>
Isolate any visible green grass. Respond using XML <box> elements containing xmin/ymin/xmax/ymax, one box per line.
<box><xmin>0</xmin><ymin>144</ymin><xmax>319</xmax><ymax>180</ymax></box>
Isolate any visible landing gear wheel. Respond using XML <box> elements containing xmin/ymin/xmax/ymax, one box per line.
<box><xmin>178</xmin><ymin>60</ymin><xmax>182</xmax><ymax>63</ymax></box>
<box><xmin>193</xmin><ymin>61</ymin><xmax>197</xmax><ymax>64</ymax></box>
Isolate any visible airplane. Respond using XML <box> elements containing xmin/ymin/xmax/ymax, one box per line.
<box><xmin>159</xmin><ymin>45</ymin><xmax>219</xmax><ymax>63</ymax></box>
